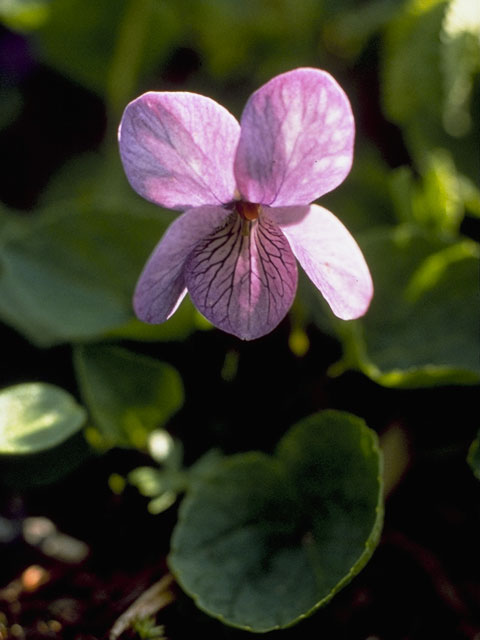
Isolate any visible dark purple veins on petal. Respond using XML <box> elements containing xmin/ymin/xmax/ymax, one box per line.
<box><xmin>185</xmin><ymin>212</ymin><xmax>298</xmax><ymax>340</ymax></box>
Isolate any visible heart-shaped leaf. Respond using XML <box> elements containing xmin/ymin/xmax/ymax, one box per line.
<box><xmin>169</xmin><ymin>410</ymin><xmax>383</xmax><ymax>632</ymax></box>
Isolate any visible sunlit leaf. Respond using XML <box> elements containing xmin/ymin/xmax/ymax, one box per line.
<box><xmin>389</xmin><ymin>150</ymin><xmax>463</xmax><ymax>232</ymax></box>
<box><xmin>0</xmin><ymin>0</ymin><xmax>50</xmax><ymax>31</ymax></box>
<box><xmin>460</xmin><ymin>175</ymin><xmax>480</xmax><ymax>218</ymax></box>
<box><xmin>74</xmin><ymin>344</ymin><xmax>184</xmax><ymax>448</ymax></box>
<box><xmin>169</xmin><ymin>411</ymin><xmax>383</xmax><ymax>632</ymax></box>
<box><xmin>381</xmin><ymin>0</ymin><xmax>478</xmax><ymax>177</ymax></box>
<box><xmin>0</xmin><ymin>383</ymin><xmax>86</xmax><ymax>455</ymax></box>
<box><xmin>441</xmin><ymin>0</ymin><xmax>480</xmax><ymax>137</ymax></box>
<box><xmin>330</xmin><ymin>227</ymin><xmax>480</xmax><ymax>387</ymax></box>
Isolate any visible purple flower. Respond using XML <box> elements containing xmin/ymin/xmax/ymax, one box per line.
<box><xmin>118</xmin><ymin>68</ymin><xmax>373</xmax><ymax>340</ymax></box>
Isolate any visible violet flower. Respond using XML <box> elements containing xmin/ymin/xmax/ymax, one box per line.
<box><xmin>119</xmin><ymin>68</ymin><xmax>373</xmax><ymax>340</ymax></box>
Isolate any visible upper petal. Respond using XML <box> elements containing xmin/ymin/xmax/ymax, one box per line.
<box><xmin>134</xmin><ymin>205</ymin><xmax>230</xmax><ymax>323</ymax></box>
<box><xmin>119</xmin><ymin>92</ymin><xmax>240</xmax><ymax>210</ymax></box>
<box><xmin>234</xmin><ymin>68</ymin><xmax>354</xmax><ymax>207</ymax></box>
<box><xmin>272</xmin><ymin>204</ymin><xmax>373</xmax><ymax>319</ymax></box>
<box><xmin>184</xmin><ymin>212</ymin><xmax>298</xmax><ymax>340</ymax></box>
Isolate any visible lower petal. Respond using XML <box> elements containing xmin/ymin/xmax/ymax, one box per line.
<box><xmin>185</xmin><ymin>213</ymin><xmax>297</xmax><ymax>340</ymax></box>
<box><xmin>134</xmin><ymin>205</ymin><xmax>230</xmax><ymax>323</ymax></box>
<box><xmin>272</xmin><ymin>204</ymin><xmax>373</xmax><ymax>319</ymax></box>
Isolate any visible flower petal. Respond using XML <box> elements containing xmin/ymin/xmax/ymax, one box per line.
<box><xmin>119</xmin><ymin>92</ymin><xmax>240</xmax><ymax>210</ymax></box>
<box><xmin>134</xmin><ymin>206</ymin><xmax>230</xmax><ymax>323</ymax></box>
<box><xmin>185</xmin><ymin>212</ymin><xmax>298</xmax><ymax>340</ymax></box>
<box><xmin>234</xmin><ymin>68</ymin><xmax>354</xmax><ymax>207</ymax></box>
<box><xmin>272</xmin><ymin>204</ymin><xmax>373</xmax><ymax>319</ymax></box>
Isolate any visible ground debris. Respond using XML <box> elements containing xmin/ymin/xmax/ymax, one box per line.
<box><xmin>22</xmin><ymin>517</ymin><xmax>89</xmax><ymax>564</ymax></box>
<box><xmin>109</xmin><ymin>574</ymin><xmax>175</xmax><ymax>640</ymax></box>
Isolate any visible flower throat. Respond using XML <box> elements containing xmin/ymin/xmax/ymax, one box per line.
<box><xmin>235</xmin><ymin>201</ymin><xmax>260</xmax><ymax>236</ymax></box>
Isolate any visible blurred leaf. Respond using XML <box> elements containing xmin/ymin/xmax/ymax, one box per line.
<box><xmin>381</xmin><ymin>0</ymin><xmax>479</xmax><ymax>178</ymax></box>
<box><xmin>36</xmin><ymin>0</ymin><xmax>180</xmax><ymax>98</ymax></box>
<box><xmin>169</xmin><ymin>410</ymin><xmax>383</xmax><ymax>632</ymax></box>
<box><xmin>468</xmin><ymin>430</ymin><xmax>480</xmax><ymax>481</ymax></box>
<box><xmin>331</xmin><ymin>226</ymin><xmax>480</xmax><ymax>386</ymax></box>
<box><xmin>441</xmin><ymin>0</ymin><xmax>480</xmax><ymax>137</ymax></box>
<box><xmin>0</xmin><ymin>0</ymin><xmax>50</xmax><ymax>31</ymax></box>
<box><xmin>0</xmin><ymin>204</ymin><xmax>196</xmax><ymax>346</ymax></box>
<box><xmin>178</xmin><ymin>0</ymin><xmax>323</xmax><ymax>82</ymax></box>
<box><xmin>39</xmin><ymin>152</ymin><xmax>105</xmax><ymax>207</ymax></box>
<box><xmin>383</xmin><ymin>0</ymin><xmax>447</xmax><ymax>124</ymax></box>
<box><xmin>129</xmin><ymin>466</ymin><xmax>173</xmax><ymax>498</ymax></box>
<box><xmin>0</xmin><ymin>87</ymin><xmax>23</xmax><ymax>131</ymax></box>
<box><xmin>128</xmin><ymin>466</ymin><xmax>184</xmax><ymax>514</ymax></box>
<box><xmin>382</xmin><ymin>0</ymin><xmax>446</xmax><ymax>127</ymax></box>
<box><xmin>323</xmin><ymin>146</ymin><xmax>397</xmax><ymax>234</ymax></box>
<box><xmin>0</xmin><ymin>429</ymin><xmax>92</xmax><ymax>487</ymax></box>
<box><xmin>74</xmin><ymin>344</ymin><xmax>184</xmax><ymax>448</ymax></box>
<box><xmin>389</xmin><ymin>149</ymin><xmax>463</xmax><ymax>232</ymax></box>
<box><xmin>106</xmin><ymin>298</ymin><xmax>200</xmax><ymax>343</ymax></box>
<box><xmin>460</xmin><ymin>174</ymin><xmax>480</xmax><ymax>218</ymax></box>
<box><xmin>0</xmin><ymin>382</ymin><xmax>86</xmax><ymax>454</ymax></box>
<box><xmin>323</xmin><ymin>0</ymin><xmax>400</xmax><ymax>60</ymax></box>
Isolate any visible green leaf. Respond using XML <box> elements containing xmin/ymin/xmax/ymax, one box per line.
<box><xmin>36</xmin><ymin>0</ymin><xmax>180</xmax><ymax>98</ymax></box>
<box><xmin>382</xmin><ymin>0</ymin><xmax>446</xmax><ymax>127</ymax></box>
<box><xmin>0</xmin><ymin>383</ymin><xmax>86</xmax><ymax>455</ymax></box>
<box><xmin>180</xmin><ymin>0</ymin><xmax>323</xmax><ymax>80</ymax></box>
<box><xmin>331</xmin><ymin>226</ymin><xmax>480</xmax><ymax>387</ymax></box>
<box><xmin>323</xmin><ymin>0</ymin><xmax>400</xmax><ymax>60</ymax></box>
<box><xmin>0</xmin><ymin>204</ymin><xmax>195</xmax><ymax>346</ymax></box>
<box><xmin>169</xmin><ymin>411</ymin><xmax>383</xmax><ymax>632</ymax></box>
<box><xmin>322</xmin><ymin>146</ymin><xmax>397</xmax><ymax>233</ymax></box>
<box><xmin>74</xmin><ymin>345</ymin><xmax>184</xmax><ymax>448</ymax></box>
<box><xmin>389</xmin><ymin>150</ymin><xmax>464</xmax><ymax>232</ymax></box>
<box><xmin>441</xmin><ymin>0</ymin><xmax>480</xmax><ymax>137</ymax></box>
<box><xmin>468</xmin><ymin>430</ymin><xmax>480</xmax><ymax>481</ymax></box>
<box><xmin>0</xmin><ymin>0</ymin><xmax>50</xmax><ymax>31</ymax></box>
<box><xmin>381</xmin><ymin>0</ymin><xmax>479</xmax><ymax>177</ymax></box>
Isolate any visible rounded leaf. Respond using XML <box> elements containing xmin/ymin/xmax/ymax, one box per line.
<box><xmin>169</xmin><ymin>410</ymin><xmax>383</xmax><ymax>631</ymax></box>
<box><xmin>0</xmin><ymin>383</ymin><xmax>86</xmax><ymax>455</ymax></box>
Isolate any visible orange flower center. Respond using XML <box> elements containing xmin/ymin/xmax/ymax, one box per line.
<box><xmin>235</xmin><ymin>201</ymin><xmax>260</xmax><ymax>221</ymax></box>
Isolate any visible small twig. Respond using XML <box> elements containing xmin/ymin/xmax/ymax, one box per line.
<box><xmin>109</xmin><ymin>573</ymin><xmax>176</xmax><ymax>640</ymax></box>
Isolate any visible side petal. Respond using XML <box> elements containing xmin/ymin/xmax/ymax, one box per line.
<box><xmin>134</xmin><ymin>205</ymin><xmax>230</xmax><ymax>323</ymax></box>
<box><xmin>119</xmin><ymin>92</ymin><xmax>240</xmax><ymax>210</ymax></box>
<box><xmin>234</xmin><ymin>68</ymin><xmax>354</xmax><ymax>207</ymax></box>
<box><xmin>272</xmin><ymin>204</ymin><xmax>373</xmax><ymax>319</ymax></box>
<box><xmin>185</xmin><ymin>213</ymin><xmax>298</xmax><ymax>340</ymax></box>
